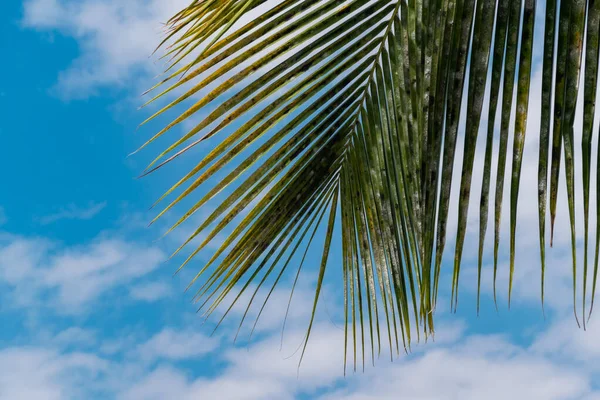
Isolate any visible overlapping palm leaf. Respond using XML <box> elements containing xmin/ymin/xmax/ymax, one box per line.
<box><xmin>139</xmin><ymin>0</ymin><xmax>600</xmax><ymax>365</ymax></box>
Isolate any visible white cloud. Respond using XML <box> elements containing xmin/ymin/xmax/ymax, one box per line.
<box><xmin>320</xmin><ymin>338</ymin><xmax>591</xmax><ymax>400</ymax></box>
<box><xmin>117</xmin><ymin>317</ymin><xmax>600</xmax><ymax>400</ymax></box>
<box><xmin>2</xmin><ymin>281</ymin><xmax>600</xmax><ymax>400</ymax></box>
<box><xmin>135</xmin><ymin>328</ymin><xmax>219</xmax><ymax>363</ymax></box>
<box><xmin>21</xmin><ymin>0</ymin><xmax>64</xmax><ymax>28</ymax></box>
<box><xmin>533</xmin><ymin>313</ymin><xmax>600</xmax><ymax>369</ymax></box>
<box><xmin>129</xmin><ymin>281</ymin><xmax>173</xmax><ymax>302</ymax></box>
<box><xmin>107</xmin><ymin>284</ymin><xmax>600</xmax><ymax>400</ymax></box>
<box><xmin>52</xmin><ymin>327</ymin><xmax>97</xmax><ymax>349</ymax></box>
<box><xmin>0</xmin><ymin>347</ymin><xmax>108</xmax><ymax>400</ymax></box>
<box><xmin>118</xmin><ymin>367</ymin><xmax>195</xmax><ymax>400</ymax></box>
<box><xmin>21</xmin><ymin>0</ymin><xmax>191</xmax><ymax>99</ymax></box>
<box><xmin>120</xmin><ymin>366</ymin><xmax>293</xmax><ymax>400</ymax></box>
<box><xmin>118</xmin><ymin>321</ymin><xmax>351</xmax><ymax>400</ymax></box>
<box><xmin>38</xmin><ymin>201</ymin><xmax>107</xmax><ymax>225</ymax></box>
<box><xmin>20</xmin><ymin>0</ymin><xmax>302</xmax><ymax>106</ymax></box>
<box><xmin>0</xmin><ymin>234</ymin><xmax>166</xmax><ymax>313</ymax></box>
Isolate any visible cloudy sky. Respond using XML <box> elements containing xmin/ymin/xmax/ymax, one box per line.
<box><xmin>2</xmin><ymin>0</ymin><xmax>600</xmax><ymax>399</ymax></box>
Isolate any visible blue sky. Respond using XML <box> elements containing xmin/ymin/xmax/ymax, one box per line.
<box><xmin>2</xmin><ymin>0</ymin><xmax>600</xmax><ymax>399</ymax></box>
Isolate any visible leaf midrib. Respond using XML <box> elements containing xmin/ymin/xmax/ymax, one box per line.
<box><xmin>344</xmin><ymin>1</ymin><xmax>402</xmax><ymax>136</ymax></box>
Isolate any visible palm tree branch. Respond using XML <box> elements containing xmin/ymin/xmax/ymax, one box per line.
<box><xmin>138</xmin><ymin>0</ymin><xmax>600</xmax><ymax>365</ymax></box>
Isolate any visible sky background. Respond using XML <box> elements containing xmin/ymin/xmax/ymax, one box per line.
<box><xmin>3</xmin><ymin>0</ymin><xmax>600</xmax><ymax>399</ymax></box>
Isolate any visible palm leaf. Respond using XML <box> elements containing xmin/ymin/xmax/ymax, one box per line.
<box><xmin>139</xmin><ymin>0</ymin><xmax>600</xmax><ymax>364</ymax></box>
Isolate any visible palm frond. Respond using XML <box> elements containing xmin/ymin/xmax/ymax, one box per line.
<box><xmin>140</xmin><ymin>0</ymin><xmax>600</xmax><ymax>365</ymax></box>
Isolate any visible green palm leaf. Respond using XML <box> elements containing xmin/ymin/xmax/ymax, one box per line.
<box><xmin>139</xmin><ymin>0</ymin><xmax>600</xmax><ymax>364</ymax></box>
